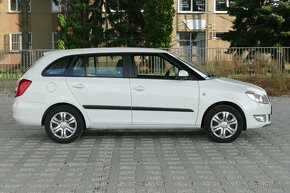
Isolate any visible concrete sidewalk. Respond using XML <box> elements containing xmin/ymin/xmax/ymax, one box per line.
<box><xmin>1</xmin><ymin>92</ymin><xmax>290</xmax><ymax>193</ymax></box>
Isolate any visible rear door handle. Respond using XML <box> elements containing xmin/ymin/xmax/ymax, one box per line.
<box><xmin>72</xmin><ymin>83</ymin><xmax>85</xmax><ymax>89</ymax></box>
<box><xmin>132</xmin><ymin>86</ymin><xmax>144</xmax><ymax>91</ymax></box>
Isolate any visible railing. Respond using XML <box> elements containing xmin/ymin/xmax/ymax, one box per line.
<box><xmin>0</xmin><ymin>47</ymin><xmax>290</xmax><ymax>79</ymax></box>
<box><xmin>0</xmin><ymin>49</ymin><xmax>51</xmax><ymax>79</ymax></box>
<box><xmin>168</xmin><ymin>47</ymin><xmax>290</xmax><ymax>75</ymax></box>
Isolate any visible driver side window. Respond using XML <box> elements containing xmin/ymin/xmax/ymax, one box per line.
<box><xmin>133</xmin><ymin>55</ymin><xmax>180</xmax><ymax>79</ymax></box>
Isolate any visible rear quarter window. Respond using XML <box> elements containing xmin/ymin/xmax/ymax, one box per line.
<box><xmin>42</xmin><ymin>56</ymin><xmax>72</xmax><ymax>76</ymax></box>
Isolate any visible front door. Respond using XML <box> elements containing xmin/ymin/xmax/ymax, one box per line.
<box><xmin>130</xmin><ymin>54</ymin><xmax>199</xmax><ymax>126</ymax></box>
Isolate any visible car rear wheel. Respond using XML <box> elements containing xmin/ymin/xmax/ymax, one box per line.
<box><xmin>204</xmin><ymin>105</ymin><xmax>243</xmax><ymax>143</ymax></box>
<box><xmin>44</xmin><ymin>105</ymin><xmax>84</xmax><ymax>143</ymax></box>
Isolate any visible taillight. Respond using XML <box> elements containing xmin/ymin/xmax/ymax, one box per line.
<box><xmin>15</xmin><ymin>79</ymin><xmax>32</xmax><ymax>97</ymax></box>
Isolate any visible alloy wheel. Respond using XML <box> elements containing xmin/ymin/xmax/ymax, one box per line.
<box><xmin>210</xmin><ymin>111</ymin><xmax>238</xmax><ymax>139</ymax></box>
<box><xmin>50</xmin><ymin>112</ymin><xmax>77</xmax><ymax>139</ymax></box>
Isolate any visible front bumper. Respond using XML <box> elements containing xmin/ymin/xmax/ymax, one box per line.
<box><xmin>244</xmin><ymin>102</ymin><xmax>272</xmax><ymax>129</ymax></box>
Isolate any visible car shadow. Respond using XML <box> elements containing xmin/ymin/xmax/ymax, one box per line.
<box><xmin>82</xmin><ymin>128</ymin><xmax>207</xmax><ymax>138</ymax></box>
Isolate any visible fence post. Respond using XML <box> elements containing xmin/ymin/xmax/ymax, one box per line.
<box><xmin>277</xmin><ymin>47</ymin><xmax>285</xmax><ymax>72</ymax></box>
<box><xmin>189</xmin><ymin>45</ymin><xmax>192</xmax><ymax>62</ymax></box>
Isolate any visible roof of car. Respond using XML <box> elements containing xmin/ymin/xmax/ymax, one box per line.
<box><xmin>44</xmin><ymin>47</ymin><xmax>169</xmax><ymax>56</ymax></box>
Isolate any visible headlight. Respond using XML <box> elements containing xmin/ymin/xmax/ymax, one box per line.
<box><xmin>246</xmin><ymin>91</ymin><xmax>269</xmax><ymax>104</ymax></box>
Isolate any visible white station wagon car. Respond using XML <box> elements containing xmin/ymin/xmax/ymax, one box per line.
<box><xmin>13</xmin><ymin>48</ymin><xmax>271</xmax><ymax>143</ymax></box>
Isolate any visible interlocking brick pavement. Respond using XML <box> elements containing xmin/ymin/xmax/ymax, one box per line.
<box><xmin>1</xmin><ymin>88</ymin><xmax>290</xmax><ymax>193</ymax></box>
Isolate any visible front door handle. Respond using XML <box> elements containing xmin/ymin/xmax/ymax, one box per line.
<box><xmin>132</xmin><ymin>86</ymin><xmax>144</xmax><ymax>91</ymax></box>
<box><xmin>72</xmin><ymin>83</ymin><xmax>85</xmax><ymax>89</ymax></box>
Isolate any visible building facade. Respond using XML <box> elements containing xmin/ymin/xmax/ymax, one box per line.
<box><xmin>172</xmin><ymin>0</ymin><xmax>234</xmax><ymax>49</ymax></box>
<box><xmin>0</xmin><ymin>0</ymin><xmax>60</xmax><ymax>52</ymax></box>
<box><xmin>0</xmin><ymin>0</ymin><xmax>234</xmax><ymax>51</ymax></box>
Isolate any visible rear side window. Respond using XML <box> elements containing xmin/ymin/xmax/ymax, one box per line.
<box><xmin>71</xmin><ymin>57</ymin><xmax>85</xmax><ymax>77</ymax></box>
<box><xmin>88</xmin><ymin>55</ymin><xmax>123</xmax><ymax>77</ymax></box>
<box><xmin>69</xmin><ymin>55</ymin><xmax>124</xmax><ymax>78</ymax></box>
<box><xmin>42</xmin><ymin>56</ymin><xmax>72</xmax><ymax>76</ymax></box>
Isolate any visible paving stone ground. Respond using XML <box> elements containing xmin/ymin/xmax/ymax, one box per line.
<box><xmin>1</xmin><ymin>82</ymin><xmax>290</xmax><ymax>193</ymax></box>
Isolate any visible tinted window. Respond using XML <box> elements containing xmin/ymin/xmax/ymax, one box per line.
<box><xmin>88</xmin><ymin>55</ymin><xmax>123</xmax><ymax>77</ymax></box>
<box><xmin>42</xmin><ymin>56</ymin><xmax>72</xmax><ymax>76</ymax></box>
<box><xmin>71</xmin><ymin>56</ymin><xmax>86</xmax><ymax>77</ymax></box>
<box><xmin>69</xmin><ymin>55</ymin><xmax>124</xmax><ymax>78</ymax></box>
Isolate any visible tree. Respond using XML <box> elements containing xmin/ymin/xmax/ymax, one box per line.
<box><xmin>105</xmin><ymin>0</ymin><xmax>145</xmax><ymax>47</ymax></box>
<box><xmin>274</xmin><ymin>1</ymin><xmax>290</xmax><ymax>46</ymax></box>
<box><xmin>221</xmin><ymin>0</ymin><xmax>290</xmax><ymax>47</ymax></box>
<box><xmin>57</xmin><ymin>0</ymin><xmax>175</xmax><ymax>48</ymax></box>
<box><xmin>56</xmin><ymin>0</ymin><xmax>104</xmax><ymax>49</ymax></box>
<box><xmin>143</xmin><ymin>0</ymin><xmax>175</xmax><ymax>48</ymax></box>
<box><xmin>20</xmin><ymin>0</ymin><xmax>30</xmax><ymax>50</ymax></box>
<box><xmin>105</xmin><ymin>0</ymin><xmax>175</xmax><ymax>48</ymax></box>
<box><xmin>20</xmin><ymin>0</ymin><xmax>31</xmax><ymax>73</ymax></box>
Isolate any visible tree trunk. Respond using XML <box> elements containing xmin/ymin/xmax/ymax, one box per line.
<box><xmin>20</xmin><ymin>0</ymin><xmax>30</xmax><ymax>72</ymax></box>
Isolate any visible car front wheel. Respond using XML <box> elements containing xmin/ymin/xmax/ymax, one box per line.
<box><xmin>44</xmin><ymin>105</ymin><xmax>84</xmax><ymax>143</ymax></box>
<box><xmin>204</xmin><ymin>105</ymin><xmax>243</xmax><ymax>143</ymax></box>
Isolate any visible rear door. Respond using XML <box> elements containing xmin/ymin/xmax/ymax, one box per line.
<box><xmin>66</xmin><ymin>54</ymin><xmax>132</xmax><ymax>125</ymax></box>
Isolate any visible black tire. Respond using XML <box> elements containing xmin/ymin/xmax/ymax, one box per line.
<box><xmin>204</xmin><ymin>105</ymin><xmax>243</xmax><ymax>143</ymax></box>
<box><xmin>44</xmin><ymin>105</ymin><xmax>84</xmax><ymax>143</ymax></box>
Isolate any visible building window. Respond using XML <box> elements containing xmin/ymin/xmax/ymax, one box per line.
<box><xmin>9</xmin><ymin>0</ymin><xmax>31</xmax><ymax>12</ymax></box>
<box><xmin>212</xmin><ymin>31</ymin><xmax>226</xmax><ymax>40</ymax></box>
<box><xmin>178</xmin><ymin>32</ymin><xmax>205</xmax><ymax>62</ymax></box>
<box><xmin>11</xmin><ymin>33</ymin><xmax>22</xmax><ymax>51</ymax></box>
<box><xmin>179</xmin><ymin>33</ymin><xmax>192</xmax><ymax>47</ymax></box>
<box><xmin>179</xmin><ymin>0</ymin><xmax>205</xmax><ymax>12</ymax></box>
<box><xmin>52</xmin><ymin>32</ymin><xmax>58</xmax><ymax>49</ymax></box>
<box><xmin>215</xmin><ymin>0</ymin><xmax>234</xmax><ymax>12</ymax></box>
<box><xmin>52</xmin><ymin>0</ymin><xmax>61</xmax><ymax>12</ymax></box>
<box><xmin>6</xmin><ymin>33</ymin><xmax>32</xmax><ymax>51</ymax></box>
<box><xmin>178</xmin><ymin>32</ymin><xmax>205</xmax><ymax>47</ymax></box>
<box><xmin>215</xmin><ymin>32</ymin><xmax>225</xmax><ymax>40</ymax></box>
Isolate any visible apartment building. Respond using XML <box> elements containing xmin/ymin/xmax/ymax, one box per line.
<box><xmin>0</xmin><ymin>0</ymin><xmax>60</xmax><ymax>52</ymax></box>
<box><xmin>172</xmin><ymin>0</ymin><xmax>234</xmax><ymax>49</ymax></box>
<box><xmin>0</xmin><ymin>0</ymin><xmax>234</xmax><ymax>52</ymax></box>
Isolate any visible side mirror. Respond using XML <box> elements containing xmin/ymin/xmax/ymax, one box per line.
<box><xmin>178</xmin><ymin>70</ymin><xmax>189</xmax><ymax>80</ymax></box>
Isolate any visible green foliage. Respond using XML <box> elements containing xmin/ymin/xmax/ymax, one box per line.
<box><xmin>143</xmin><ymin>0</ymin><xmax>175</xmax><ymax>48</ymax></box>
<box><xmin>105</xmin><ymin>0</ymin><xmax>145</xmax><ymax>47</ymax></box>
<box><xmin>0</xmin><ymin>72</ymin><xmax>23</xmax><ymax>79</ymax></box>
<box><xmin>57</xmin><ymin>0</ymin><xmax>175</xmax><ymax>48</ymax></box>
<box><xmin>222</xmin><ymin>0</ymin><xmax>290</xmax><ymax>47</ymax></box>
<box><xmin>56</xmin><ymin>0</ymin><xmax>104</xmax><ymax>49</ymax></box>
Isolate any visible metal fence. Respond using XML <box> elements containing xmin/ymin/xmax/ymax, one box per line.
<box><xmin>0</xmin><ymin>50</ymin><xmax>51</xmax><ymax>79</ymax></box>
<box><xmin>0</xmin><ymin>47</ymin><xmax>290</xmax><ymax>79</ymax></box>
<box><xmin>168</xmin><ymin>47</ymin><xmax>290</xmax><ymax>74</ymax></box>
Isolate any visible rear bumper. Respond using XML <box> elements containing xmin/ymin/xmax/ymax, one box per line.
<box><xmin>12</xmin><ymin>98</ymin><xmax>46</xmax><ymax>126</ymax></box>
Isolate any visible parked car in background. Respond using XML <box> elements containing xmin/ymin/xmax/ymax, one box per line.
<box><xmin>13</xmin><ymin>48</ymin><xmax>271</xmax><ymax>143</ymax></box>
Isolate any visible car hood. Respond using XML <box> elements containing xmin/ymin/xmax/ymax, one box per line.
<box><xmin>211</xmin><ymin>77</ymin><xmax>267</xmax><ymax>95</ymax></box>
